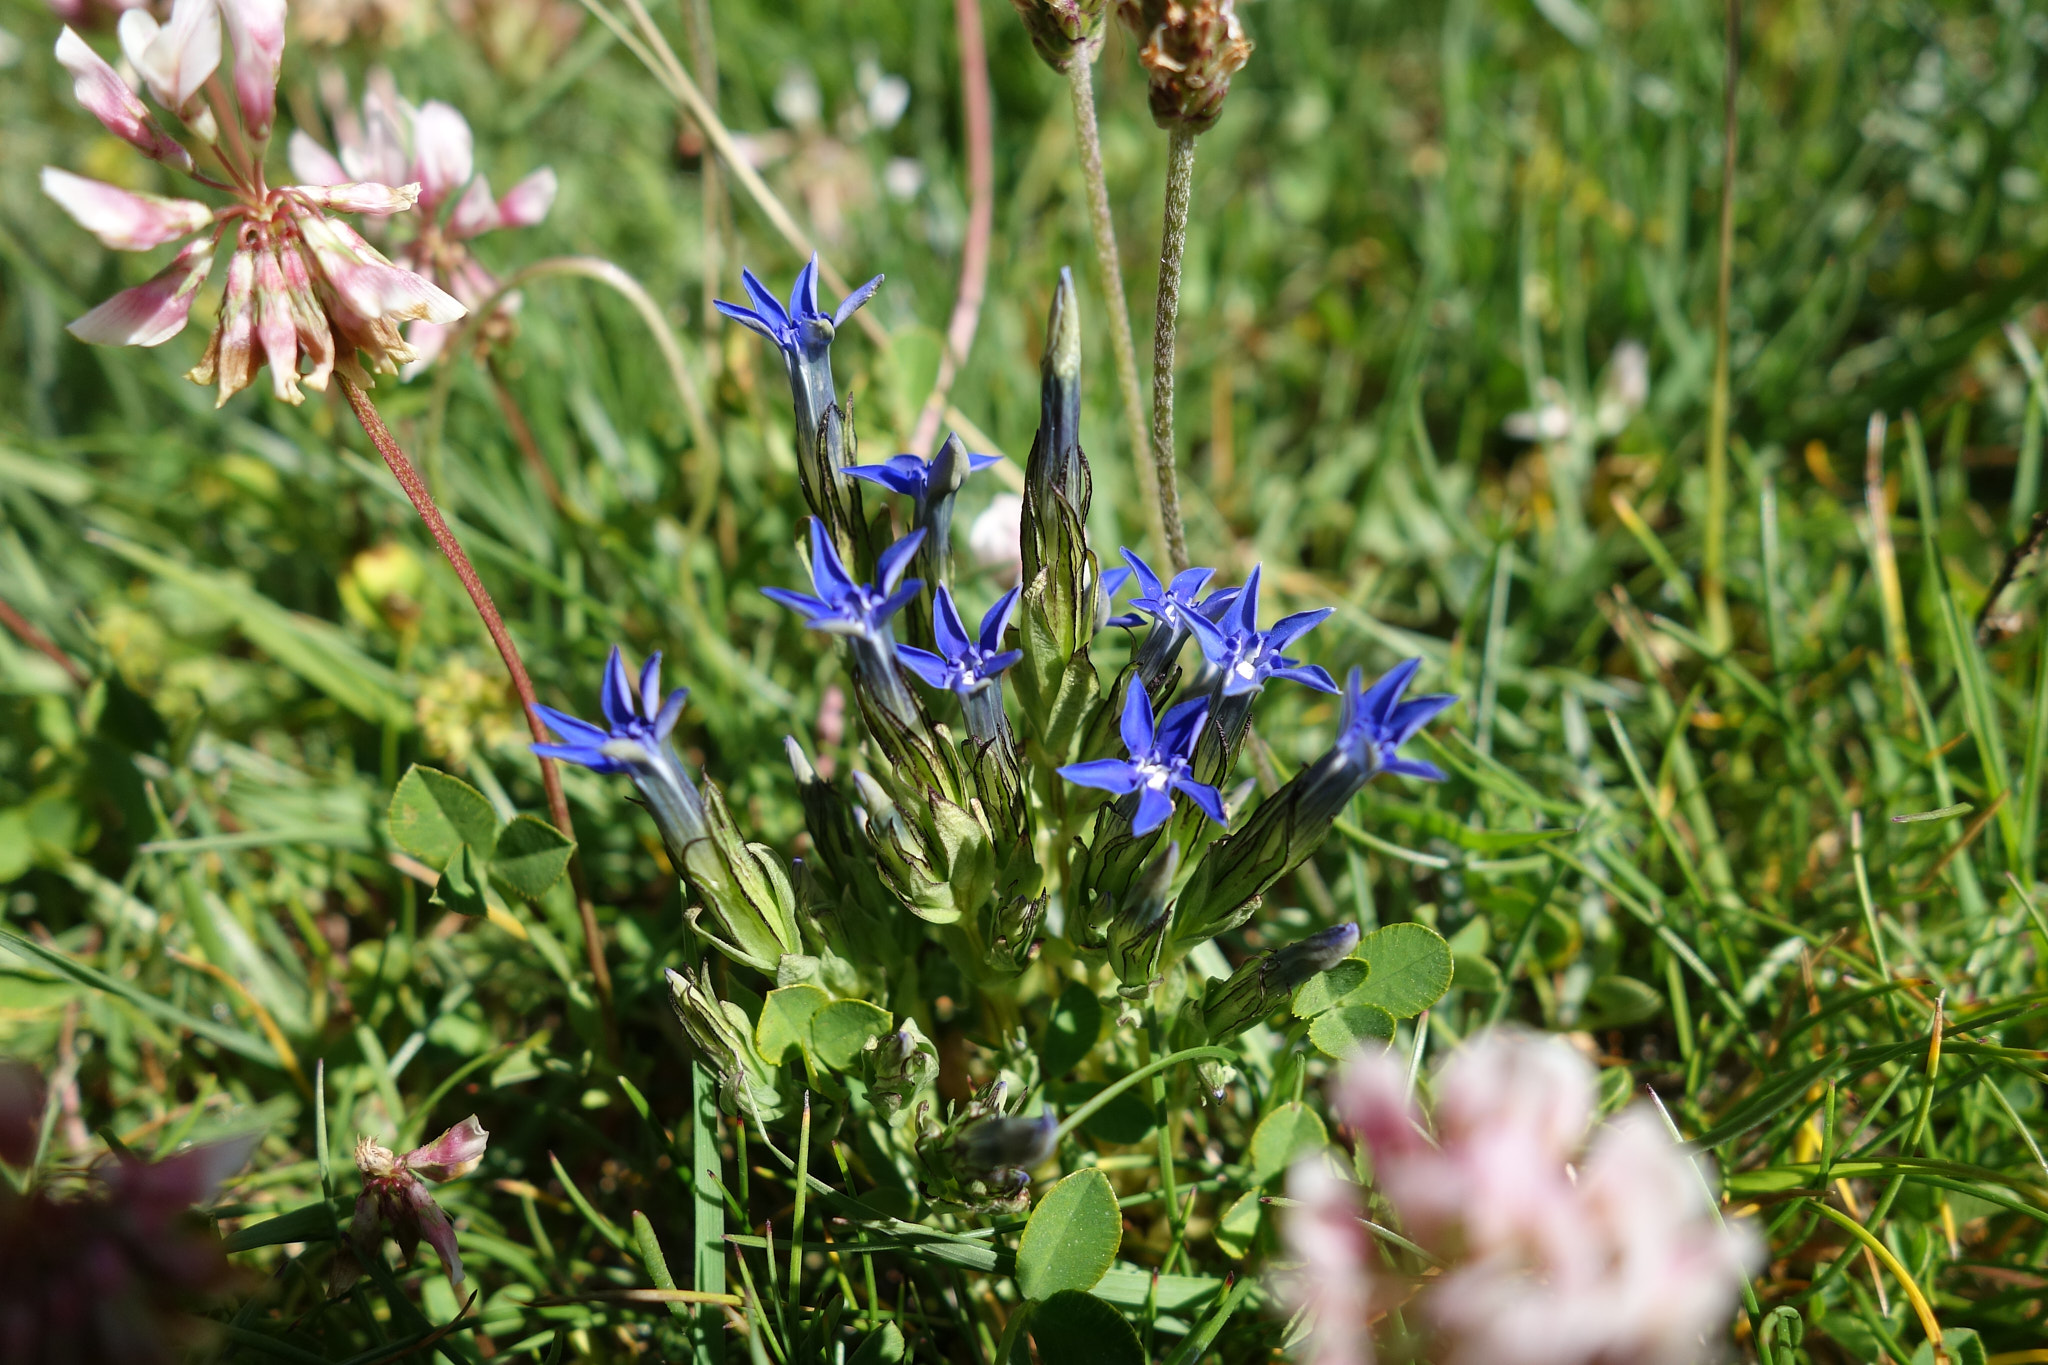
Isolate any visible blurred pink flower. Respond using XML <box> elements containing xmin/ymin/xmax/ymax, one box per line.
<box><xmin>45</xmin><ymin>5</ymin><xmax>463</xmax><ymax>406</ymax></box>
<box><xmin>1283</xmin><ymin>1029</ymin><xmax>1759</xmax><ymax>1365</ymax></box>
<box><xmin>1281</xmin><ymin>1154</ymin><xmax>1375</xmax><ymax>1365</ymax></box>
<box><xmin>45</xmin><ymin>0</ymin><xmax>152</xmax><ymax>30</ymax></box>
<box><xmin>337</xmin><ymin>1116</ymin><xmax>488</xmax><ymax>1291</ymax></box>
<box><xmin>291</xmin><ymin>70</ymin><xmax>556</xmax><ymax>374</ymax></box>
<box><xmin>0</xmin><ymin>1075</ymin><xmax>257</xmax><ymax>1365</ymax></box>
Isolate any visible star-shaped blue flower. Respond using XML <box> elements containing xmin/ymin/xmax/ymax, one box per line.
<box><xmin>845</xmin><ymin>449</ymin><xmax>1002</xmax><ymax>502</ymax></box>
<box><xmin>1059</xmin><ymin>686</ymin><xmax>1228</xmax><ymax>835</ymax></box>
<box><xmin>714</xmin><ymin>255</ymin><xmax>882</xmax><ymax>362</ymax></box>
<box><xmin>1106</xmin><ymin>548</ymin><xmax>1237</xmax><ymax>631</ymax></box>
<box><xmin>534</xmin><ymin>645</ymin><xmax>709</xmax><ymax>847</ymax></box>
<box><xmin>534</xmin><ymin>645</ymin><xmax>688</xmax><ymax>776</ymax></box>
<box><xmin>1182</xmin><ymin>565</ymin><xmax>1338</xmax><ymax>698</ymax></box>
<box><xmin>763</xmin><ymin>520</ymin><xmax>925</xmax><ymax>641</ymax></box>
<box><xmin>1334</xmin><ymin>659</ymin><xmax>1456</xmax><ymax>781</ymax></box>
<box><xmin>898</xmin><ymin>586</ymin><xmax>1022</xmax><ymax>695</ymax></box>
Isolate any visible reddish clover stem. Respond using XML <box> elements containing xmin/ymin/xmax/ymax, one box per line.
<box><xmin>908</xmin><ymin>0</ymin><xmax>995</xmax><ymax>456</ymax></box>
<box><xmin>340</xmin><ymin>376</ymin><xmax>615</xmax><ymax>1021</ymax></box>
<box><xmin>0</xmin><ymin>595</ymin><xmax>88</xmax><ymax>687</ymax></box>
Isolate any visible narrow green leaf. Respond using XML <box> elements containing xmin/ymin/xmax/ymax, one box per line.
<box><xmin>0</xmin><ymin>926</ymin><xmax>278</xmax><ymax>1065</ymax></box>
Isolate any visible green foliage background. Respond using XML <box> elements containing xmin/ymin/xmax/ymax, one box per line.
<box><xmin>2</xmin><ymin>0</ymin><xmax>2047</xmax><ymax>1359</ymax></box>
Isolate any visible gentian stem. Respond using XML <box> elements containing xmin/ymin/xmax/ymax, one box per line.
<box><xmin>1067</xmin><ymin>52</ymin><xmax>1166</xmax><ymax>563</ymax></box>
<box><xmin>340</xmin><ymin>377</ymin><xmax>616</xmax><ymax>1029</ymax></box>
<box><xmin>1150</xmin><ymin>126</ymin><xmax>1196</xmax><ymax>573</ymax></box>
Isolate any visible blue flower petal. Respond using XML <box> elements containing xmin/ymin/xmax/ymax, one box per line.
<box><xmin>931</xmin><ymin>586</ymin><xmax>972</xmax><ymax>657</ymax></box>
<box><xmin>1155</xmin><ymin>696</ymin><xmax>1212</xmax><ymax>758</ymax></box>
<box><xmin>1118</xmin><ymin>684</ymin><xmax>1155</xmax><ymax>756</ymax></box>
<box><xmin>600</xmin><ymin>645</ymin><xmax>636</xmax><ymax>729</ymax></box>
<box><xmin>834</xmin><ymin>273</ymin><xmax>884</xmax><ymax>327</ymax></box>
<box><xmin>1131</xmin><ymin>784</ymin><xmax>1176</xmax><ymax>835</ymax></box>
<box><xmin>979</xmin><ymin>587</ymin><xmax>1021</xmax><ymax>653</ymax></box>
<box><xmin>1172</xmin><ymin>776</ymin><xmax>1229</xmax><ymax>826</ymax></box>
<box><xmin>896</xmin><ymin>644</ymin><xmax>951</xmax><ymax>689</ymax></box>
<box><xmin>876</xmin><ymin>529</ymin><xmax>927</xmax><ymax>593</ymax></box>
<box><xmin>1059</xmin><ymin>758</ymin><xmax>1143</xmax><ymax>795</ymax></box>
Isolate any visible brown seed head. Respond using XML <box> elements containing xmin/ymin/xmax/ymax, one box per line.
<box><xmin>1116</xmin><ymin>0</ymin><xmax>1253</xmax><ymax>134</ymax></box>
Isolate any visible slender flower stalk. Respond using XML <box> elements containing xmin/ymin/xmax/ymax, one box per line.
<box><xmin>342</xmin><ymin>382</ymin><xmax>614</xmax><ymax>1015</ymax></box>
<box><xmin>1149</xmin><ymin>125</ymin><xmax>1196</xmax><ymax>571</ymax></box>
<box><xmin>1701</xmin><ymin>0</ymin><xmax>1742</xmax><ymax>650</ymax></box>
<box><xmin>1118</xmin><ymin>0</ymin><xmax>1254</xmax><ymax>570</ymax></box>
<box><xmin>1065</xmin><ymin>53</ymin><xmax>1164</xmax><ymax>560</ymax></box>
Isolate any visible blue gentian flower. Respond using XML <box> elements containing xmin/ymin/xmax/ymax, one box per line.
<box><xmin>845</xmin><ymin>449</ymin><xmax>1002</xmax><ymax>504</ymax></box>
<box><xmin>714</xmin><ymin>255</ymin><xmax>882</xmax><ymax>372</ymax></box>
<box><xmin>1333</xmin><ymin>658</ymin><xmax>1457</xmax><ymax>782</ymax></box>
<box><xmin>1182</xmin><ymin>565</ymin><xmax>1337</xmax><ymax>698</ymax></box>
<box><xmin>898</xmin><ymin>586</ymin><xmax>1022</xmax><ymax>695</ymax></box>
<box><xmin>534</xmin><ymin>645</ymin><xmax>707</xmax><ymax>846</ymax></box>
<box><xmin>1059</xmin><ymin>685</ymin><xmax>1228</xmax><ymax>836</ymax></box>
<box><xmin>1110</xmin><ymin>548</ymin><xmax>1241</xmax><ymax>682</ymax></box>
<box><xmin>763</xmin><ymin>520</ymin><xmax>925</xmax><ymax>643</ymax></box>
<box><xmin>717</xmin><ymin>255</ymin><xmax>883</xmax><ymax>469</ymax></box>
<box><xmin>1106</xmin><ymin>548</ymin><xmax>1216</xmax><ymax>631</ymax></box>
<box><xmin>764</xmin><ymin>520</ymin><xmax>927</xmax><ymax>726</ymax></box>
<box><xmin>899</xmin><ymin>585</ymin><xmax>1021</xmax><ymax>748</ymax></box>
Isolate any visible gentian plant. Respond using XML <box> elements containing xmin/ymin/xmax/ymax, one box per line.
<box><xmin>528</xmin><ymin>255</ymin><xmax>1465</xmax><ymax>1297</ymax></box>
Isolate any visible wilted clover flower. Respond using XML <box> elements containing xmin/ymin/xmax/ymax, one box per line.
<box><xmin>1115</xmin><ymin>0</ymin><xmax>1254</xmax><ymax>134</ymax></box>
<box><xmin>1059</xmin><ymin>683</ymin><xmax>1226</xmax><ymax>835</ymax></box>
<box><xmin>290</xmin><ymin>71</ymin><xmax>558</xmax><ymax>373</ymax></box>
<box><xmin>337</xmin><ymin>1117</ymin><xmax>489</xmax><ymax>1291</ymax></box>
<box><xmin>0</xmin><ymin>1082</ymin><xmax>257</xmax><ymax>1365</ymax></box>
<box><xmin>45</xmin><ymin>1</ymin><xmax>466</xmax><ymax>404</ymax></box>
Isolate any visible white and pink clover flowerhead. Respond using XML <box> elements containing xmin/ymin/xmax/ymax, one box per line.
<box><xmin>45</xmin><ymin>1</ymin><xmax>466</xmax><ymax>406</ymax></box>
<box><xmin>337</xmin><ymin>1116</ymin><xmax>489</xmax><ymax>1291</ymax></box>
<box><xmin>290</xmin><ymin>70</ymin><xmax>557</xmax><ymax>373</ymax></box>
<box><xmin>1279</xmin><ymin>1029</ymin><xmax>1760</xmax><ymax>1365</ymax></box>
